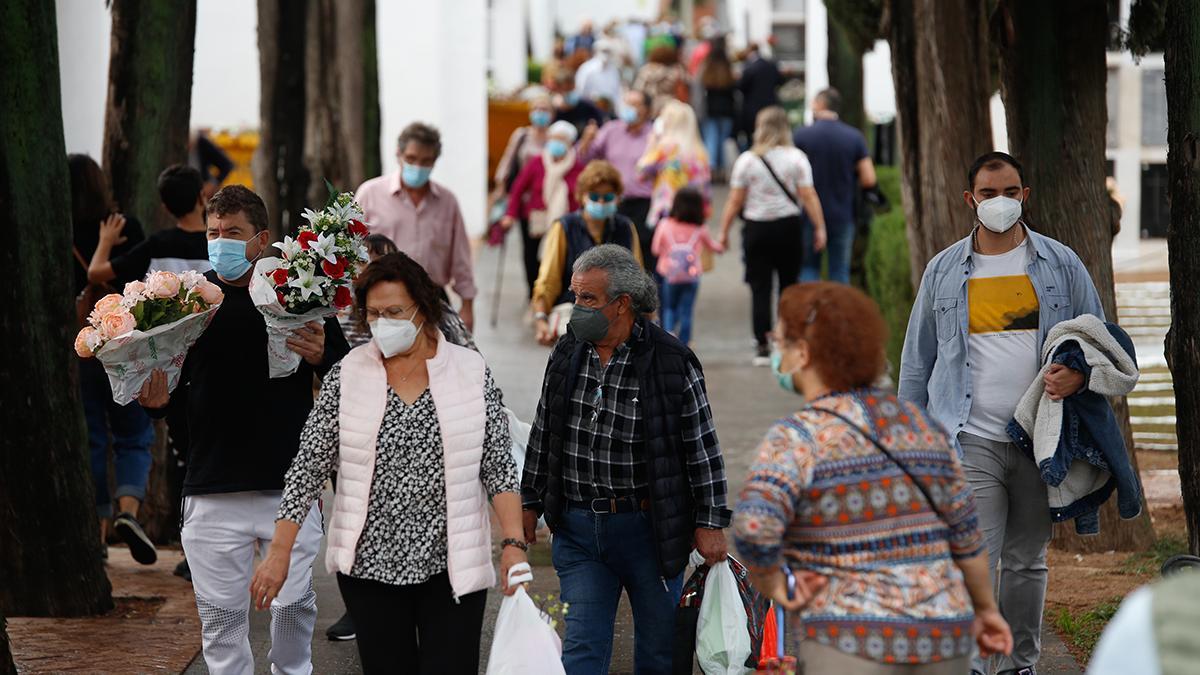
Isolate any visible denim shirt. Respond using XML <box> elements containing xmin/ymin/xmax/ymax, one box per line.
<box><xmin>897</xmin><ymin>228</ymin><xmax>1105</xmax><ymax>451</ymax></box>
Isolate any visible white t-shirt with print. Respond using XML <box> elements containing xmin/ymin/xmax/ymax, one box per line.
<box><xmin>730</xmin><ymin>147</ymin><xmax>814</xmax><ymax>222</ymax></box>
<box><xmin>963</xmin><ymin>239</ymin><xmax>1041</xmax><ymax>441</ymax></box>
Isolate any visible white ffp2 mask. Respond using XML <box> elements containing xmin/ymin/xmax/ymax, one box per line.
<box><xmin>974</xmin><ymin>195</ymin><xmax>1023</xmax><ymax>234</ymax></box>
<box><xmin>370</xmin><ymin>314</ymin><xmax>424</xmax><ymax>357</ymax></box>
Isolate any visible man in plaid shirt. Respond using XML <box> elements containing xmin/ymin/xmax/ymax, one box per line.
<box><xmin>521</xmin><ymin>245</ymin><xmax>731</xmax><ymax>675</ymax></box>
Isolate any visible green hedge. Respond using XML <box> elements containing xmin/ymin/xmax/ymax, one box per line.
<box><xmin>863</xmin><ymin>166</ymin><xmax>913</xmax><ymax>381</ymax></box>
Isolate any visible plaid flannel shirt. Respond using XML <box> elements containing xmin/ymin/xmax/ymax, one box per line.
<box><xmin>522</xmin><ymin>323</ymin><xmax>730</xmax><ymax>528</ymax></box>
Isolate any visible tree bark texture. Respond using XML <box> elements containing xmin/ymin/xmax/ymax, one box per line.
<box><xmin>887</xmin><ymin>0</ymin><xmax>994</xmax><ymax>289</ymax></box>
<box><xmin>102</xmin><ymin>0</ymin><xmax>197</xmax><ymax>233</ymax></box>
<box><xmin>1163</xmin><ymin>0</ymin><xmax>1200</xmax><ymax>555</ymax></box>
<box><xmin>997</xmin><ymin>0</ymin><xmax>1156</xmax><ymax>552</ymax></box>
<box><xmin>0</xmin><ymin>0</ymin><xmax>114</xmax><ymax>617</ymax></box>
<box><xmin>255</xmin><ymin>0</ymin><xmax>310</xmax><ymax>240</ymax></box>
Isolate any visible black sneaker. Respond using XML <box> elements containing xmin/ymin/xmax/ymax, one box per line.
<box><xmin>326</xmin><ymin>612</ymin><xmax>356</xmax><ymax>641</ymax></box>
<box><xmin>174</xmin><ymin>558</ymin><xmax>192</xmax><ymax>582</ymax></box>
<box><xmin>113</xmin><ymin>512</ymin><xmax>157</xmax><ymax>565</ymax></box>
<box><xmin>752</xmin><ymin>344</ymin><xmax>771</xmax><ymax>367</ymax></box>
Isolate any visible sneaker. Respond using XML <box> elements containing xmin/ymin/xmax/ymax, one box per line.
<box><xmin>174</xmin><ymin>558</ymin><xmax>192</xmax><ymax>582</ymax></box>
<box><xmin>112</xmin><ymin>512</ymin><xmax>157</xmax><ymax>565</ymax></box>
<box><xmin>326</xmin><ymin>612</ymin><xmax>356</xmax><ymax>641</ymax></box>
<box><xmin>751</xmin><ymin>345</ymin><xmax>771</xmax><ymax>367</ymax></box>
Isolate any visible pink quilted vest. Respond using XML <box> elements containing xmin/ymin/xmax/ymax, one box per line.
<box><xmin>325</xmin><ymin>334</ymin><xmax>495</xmax><ymax>597</ymax></box>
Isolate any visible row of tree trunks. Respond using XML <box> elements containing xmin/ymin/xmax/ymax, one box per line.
<box><xmin>102</xmin><ymin>0</ymin><xmax>197</xmax><ymax>233</ymax></box>
<box><xmin>255</xmin><ymin>0</ymin><xmax>311</xmax><ymax>240</ymax></box>
<box><xmin>1163</xmin><ymin>0</ymin><xmax>1200</xmax><ymax>554</ymax></box>
<box><xmin>887</xmin><ymin>0</ymin><xmax>994</xmax><ymax>288</ymax></box>
<box><xmin>0</xmin><ymin>0</ymin><xmax>113</xmax><ymax>617</ymax></box>
<box><xmin>995</xmin><ymin>0</ymin><xmax>1156</xmax><ymax>552</ymax></box>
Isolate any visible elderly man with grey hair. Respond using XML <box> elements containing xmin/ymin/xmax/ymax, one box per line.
<box><xmin>521</xmin><ymin>244</ymin><xmax>731</xmax><ymax>674</ymax></box>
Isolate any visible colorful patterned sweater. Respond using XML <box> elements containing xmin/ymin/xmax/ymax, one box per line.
<box><xmin>733</xmin><ymin>389</ymin><xmax>984</xmax><ymax>665</ymax></box>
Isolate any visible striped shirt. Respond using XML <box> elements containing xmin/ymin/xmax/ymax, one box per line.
<box><xmin>733</xmin><ymin>389</ymin><xmax>983</xmax><ymax>665</ymax></box>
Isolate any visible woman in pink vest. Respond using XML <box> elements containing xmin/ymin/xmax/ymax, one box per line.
<box><xmin>250</xmin><ymin>253</ymin><xmax>527</xmax><ymax>674</ymax></box>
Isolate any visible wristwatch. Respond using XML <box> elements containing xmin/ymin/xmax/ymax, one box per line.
<box><xmin>501</xmin><ymin>537</ymin><xmax>529</xmax><ymax>552</ymax></box>
<box><xmin>533</xmin><ymin>311</ymin><xmax>549</xmax><ymax>322</ymax></box>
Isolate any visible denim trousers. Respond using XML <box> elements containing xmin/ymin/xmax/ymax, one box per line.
<box><xmin>660</xmin><ymin>281</ymin><xmax>700</xmax><ymax>344</ymax></box>
<box><xmin>801</xmin><ymin>219</ymin><xmax>856</xmax><ymax>284</ymax></box>
<box><xmin>80</xmin><ymin>357</ymin><xmax>155</xmax><ymax>518</ymax></box>
<box><xmin>701</xmin><ymin>116</ymin><xmax>734</xmax><ymax>172</ymax></box>
<box><xmin>959</xmin><ymin>432</ymin><xmax>1052</xmax><ymax>675</ymax></box>
<box><xmin>552</xmin><ymin>506</ymin><xmax>684</xmax><ymax>675</ymax></box>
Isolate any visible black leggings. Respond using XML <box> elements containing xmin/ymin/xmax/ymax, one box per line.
<box><xmin>618</xmin><ymin>197</ymin><xmax>655</xmax><ymax>273</ymax></box>
<box><xmin>518</xmin><ymin>217</ymin><xmax>541</xmax><ymax>296</ymax></box>
<box><xmin>337</xmin><ymin>572</ymin><xmax>488</xmax><ymax>674</ymax></box>
<box><xmin>742</xmin><ymin>215</ymin><xmax>804</xmax><ymax>346</ymax></box>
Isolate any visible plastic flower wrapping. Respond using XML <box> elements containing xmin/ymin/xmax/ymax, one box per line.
<box><xmin>249</xmin><ymin>189</ymin><xmax>370</xmax><ymax>378</ymax></box>
<box><xmin>74</xmin><ymin>270</ymin><xmax>224</xmax><ymax>404</ymax></box>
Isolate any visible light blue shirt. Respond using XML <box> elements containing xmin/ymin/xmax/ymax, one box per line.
<box><xmin>897</xmin><ymin>227</ymin><xmax>1105</xmax><ymax>450</ymax></box>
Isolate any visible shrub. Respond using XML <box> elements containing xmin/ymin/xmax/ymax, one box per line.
<box><xmin>863</xmin><ymin>166</ymin><xmax>913</xmax><ymax>381</ymax></box>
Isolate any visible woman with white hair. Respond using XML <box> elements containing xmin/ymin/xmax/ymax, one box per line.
<box><xmin>717</xmin><ymin>105</ymin><xmax>827</xmax><ymax>366</ymax></box>
<box><xmin>502</xmin><ymin>120</ymin><xmax>584</xmax><ymax>285</ymax></box>
<box><xmin>492</xmin><ymin>93</ymin><xmax>554</xmax><ymax>293</ymax></box>
<box><xmin>636</xmin><ymin>100</ymin><xmax>711</xmax><ymax>273</ymax></box>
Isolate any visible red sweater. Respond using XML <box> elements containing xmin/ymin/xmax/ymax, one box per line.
<box><xmin>505</xmin><ymin>155</ymin><xmax>583</xmax><ymax>220</ymax></box>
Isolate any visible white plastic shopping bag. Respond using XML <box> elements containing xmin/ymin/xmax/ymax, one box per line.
<box><xmin>485</xmin><ymin>563</ymin><xmax>565</xmax><ymax>675</ymax></box>
<box><xmin>505</xmin><ymin>409</ymin><xmax>547</xmax><ymax>530</ymax></box>
<box><xmin>696</xmin><ymin>559</ymin><xmax>753</xmax><ymax>675</ymax></box>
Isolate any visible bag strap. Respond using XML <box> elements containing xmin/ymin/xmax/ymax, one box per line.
<box><xmin>808</xmin><ymin>405</ymin><xmax>947</xmax><ymax>525</ymax></box>
<box><xmin>756</xmin><ymin>153</ymin><xmax>800</xmax><ymax>208</ymax></box>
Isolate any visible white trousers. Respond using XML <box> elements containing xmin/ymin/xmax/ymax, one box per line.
<box><xmin>182</xmin><ymin>491</ymin><xmax>323</xmax><ymax>675</ymax></box>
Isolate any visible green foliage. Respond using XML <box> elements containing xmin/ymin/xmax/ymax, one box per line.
<box><xmin>863</xmin><ymin>166</ymin><xmax>912</xmax><ymax>380</ymax></box>
<box><xmin>824</xmin><ymin>0</ymin><xmax>886</xmax><ymax>53</ymax></box>
<box><xmin>527</xmin><ymin>58</ymin><xmax>543</xmax><ymax>86</ymax></box>
<box><xmin>1122</xmin><ymin>534</ymin><xmax>1188</xmax><ymax>576</ymax></box>
<box><xmin>1053</xmin><ymin>598</ymin><xmax>1123</xmax><ymax>662</ymax></box>
<box><xmin>1126</xmin><ymin>0</ymin><xmax>1168</xmax><ymax>57</ymax></box>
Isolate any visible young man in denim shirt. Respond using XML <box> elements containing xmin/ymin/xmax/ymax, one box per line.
<box><xmin>898</xmin><ymin>152</ymin><xmax>1104</xmax><ymax>675</ymax></box>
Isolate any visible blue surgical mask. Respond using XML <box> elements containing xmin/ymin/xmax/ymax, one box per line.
<box><xmin>530</xmin><ymin>110</ymin><xmax>552</xmax><ymax>127</ymax></box>
<box><xmin>208</xmin><ymin>234</ymin><xmax>260</xmax><ymax>280</ymax></box>
<box><xmin>619</xmin><ymin>106</ymin><xmax>639</xmax><ymax>124</ymax></box>
<box><xmin>546</xmin><ymin>139</ymin><xmax>569</xmax><ymax>159</ymax></box>
<box><xmin>565</xmin><ymin>91</ymin><xmax>581</xmax><ymax>106</ymax></box>
<box><xmin>402</xmin><ymin>162</ymin><xmax>433</xmax><ymax>188</ymax></box>
<box><xmin>771</xmin><ymin>349</ymin><xmax>798</xmax><ymax>394</ymax></box>
<box><xmin>584</xmin><ymin>199</ymin><xmax>617</xmax><ymax>220</ymax></box>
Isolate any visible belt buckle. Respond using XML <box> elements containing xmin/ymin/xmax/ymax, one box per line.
<box><xmin>590</xmin><ymin>498</ymin><xmax>614</xmax><ymax>514</ymax></box>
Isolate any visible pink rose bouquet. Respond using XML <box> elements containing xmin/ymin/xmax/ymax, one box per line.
<box><xmin>74</xmin><ymin>270</ymin><xmax>224</xmax><ymax>403</ymax></box>
<box><xmin>249</xmin><ymin>188</ymin><xmax>369</xmax><ymax>378</ymax></box>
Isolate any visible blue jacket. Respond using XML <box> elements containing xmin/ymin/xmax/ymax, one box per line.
<box><xmin>898</xmin><ymin>227</ymin><xmax>1106</xmax><ymax>452</ymax></box>
<box><xmin>1007</xmin><ymin>322</ymin><xmax>1142</xmax><ymax>534</ymax></box>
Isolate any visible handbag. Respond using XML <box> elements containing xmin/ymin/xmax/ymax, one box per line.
<box><xmin>73</xmin><ymin>247</ymin><xmax>115</xmax><ymax>329</ymax></box>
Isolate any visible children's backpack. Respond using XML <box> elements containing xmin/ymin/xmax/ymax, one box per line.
<box><xmin>663</xmin><ymin>227</ymin><xmax>704</xmax><ymax>284</ymax></box>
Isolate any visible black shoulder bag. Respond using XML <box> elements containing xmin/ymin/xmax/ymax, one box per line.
<box><xmin>757</xmin><ymin>153</ymin><xmax>800</xmax><ymax>208</ymax></box>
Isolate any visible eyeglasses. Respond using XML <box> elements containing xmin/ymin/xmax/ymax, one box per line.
<box><xmin>587</xmin><ymin>385</ymin><xmax>603</xmax><ymax>429</ymax></box>
<box><xmin>364</xmin><ymin>304</ymin><xmax>416</xmax><ymax>322</ymax></box>
<box><xmin>587</xmin><ymin>192</ymin><xmax>617</xmax><ymax>204</ymax></box>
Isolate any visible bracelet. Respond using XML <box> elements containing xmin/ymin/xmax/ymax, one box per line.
<box><xmin>534</xmin><ymin>312</ymin><xmax>549</xmax><ymax>322</ymax></box>
<box><xmin>501</xmin><ymin>537</ymin><xmax>529</xmax><ymax>552</ymax></box>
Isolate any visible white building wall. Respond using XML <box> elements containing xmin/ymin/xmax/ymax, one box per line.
<box><xmin>490</xmin><ymin>0</ymin><xmax>529</xmax><ymax>93</ymax></box>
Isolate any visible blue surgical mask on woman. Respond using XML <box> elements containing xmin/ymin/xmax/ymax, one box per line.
<box><xmin>530</xmin><ymin>110</ymin><xmax>552</xmax><ymax>128</ymax></box>
<box><xmin>565</xmin><ymin>91</ymin><xmax>581</xmax><ymax>107</ymax></box>
<box><xmin>619</xmin><ymin>106</ymin><xmax>639</xmax><ymax>124</ymax></box>
<box><xmin>584</xmin><ymin>199</ymin><xmax>617</xmax><ymax>220</ymax></box>
<box><xmin>207</xmin><ymin>233</ymin><xmax>262</xmax><ymax>280</ymax></box>
<box><xmin>546</xmin><ymin>139</ymin><xmax>569</xmax><ymax>159</ymax></box>
<box><xmin>402</xmin><ymin>162</ymin><xmax>433</xmax><ymax>188</ymax></box>
<box><xmin>771</xmin><ymin>349</ymin><xmax>798</xmax><ymax>394</ymax></box>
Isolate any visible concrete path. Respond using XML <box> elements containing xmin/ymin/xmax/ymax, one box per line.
<box><xmin>186</xmin><ymin>185</ymin><xmax>1084</xmax><ymax>674</ymax></box>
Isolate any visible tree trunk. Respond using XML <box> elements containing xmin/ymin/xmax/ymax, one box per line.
<box><xmin>1</xmin><ymin>605</ymin><xmax>14</xmax><ymax>675</ymax></box>
<box><xmin>997</xmin><ymin>0</ymin><xmax>1156</xmax><ymax>552</ymax></box>
<box><xmin>102</xmin><ymin>0</ymin><xmax>197</xmax><ymax>233</ymax></box>
<box><xmin>0</xmin><ymin>0</ymin><xmax>114</xmax><ymax>617</ymax></box>
<box><xmin>887</xmin><ymin>0</ymin><xmax>994</xmax><ymax>288</ymax></box>
<box><xmin>359</xmin><ymin>0</ymin><xmax>382</xmax><ymax>182</ymax></box>
<box><xmin>827</xmin><ymin>16</ymin><xmax>867</xmax><ymax>133</ymax></box>
<box><xmin>255</xmin><ymin>0</ymin><xmax>310</xmax><ymax>240</ymax></box>
<box><xmin>1163</xmin><ymin>0</ymin><xmax>1200</xmax><ymax>555</ymax></box>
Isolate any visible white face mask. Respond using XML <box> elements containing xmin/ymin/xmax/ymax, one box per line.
<box><xmin>974</xmin><ymin>195</ymin><xmax>1024</xmax><ymax>234</ymax></box>
<box><xmin>369</xmin><ymin>310</ymin><xmax>424</xmax><ymax>358</ymax></box>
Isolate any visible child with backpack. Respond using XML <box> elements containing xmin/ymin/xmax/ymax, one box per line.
<box><xmin>651</xmin><ymin>186</ymin><xmax>724</xmax><ymax>344</ymax></box>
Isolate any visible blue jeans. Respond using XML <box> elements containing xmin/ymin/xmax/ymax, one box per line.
<box><xmin>80</xmin><ymin>358</ymin><xmax>155</xmax><ymax>518</ymax></box>
<box><xmin>552</xmin><ymin>506</ymin><xmax>685</xmax><ymax>675</ymax></box>
<box><xmin>660</xmin><ymin>281</ymin><xmax>700</xmax><ymax>344</ymax></box>
<box><xmin>701</xmin><ymin>116</ymin><xmax>734</xmax><ymax>172</ymax></box>
<box><xmin>800</xmin><ymin>220</ymin><xmax>855</xmax><ymax>284</ymax></box>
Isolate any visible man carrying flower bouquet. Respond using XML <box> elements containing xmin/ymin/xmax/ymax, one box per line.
<box><xmin>138</xmin><ymin>185</ymin><xmax>349</xmax><ymax>675</ymax></box>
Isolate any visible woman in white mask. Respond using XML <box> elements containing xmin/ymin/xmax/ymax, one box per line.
<box><xmin>253</xmin><ymin>252</ymin><xmax>527</xmax><ymax>674</ymax></box>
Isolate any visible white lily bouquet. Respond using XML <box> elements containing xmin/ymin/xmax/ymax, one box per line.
<box><xmin>249</xmin><ymin>188</ymin><xmax>370</xmax><ymax>378</ymax></box>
